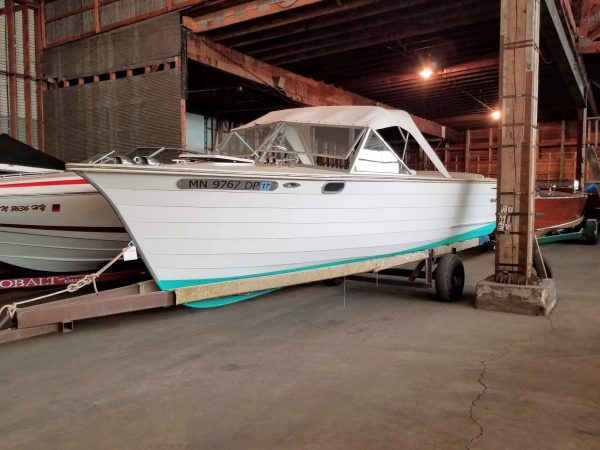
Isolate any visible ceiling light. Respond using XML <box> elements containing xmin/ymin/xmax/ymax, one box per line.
<box><xmin>491</xmin><ymin>110</ymin><xmax>501</xmax><ymax>120</ymax></box>
<box><xmin>419</xmin><ymin>67</ymin><xmax>433</xmax><ymax>80</ymax></box>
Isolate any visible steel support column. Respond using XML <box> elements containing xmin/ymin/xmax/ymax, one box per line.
<box><xmin>495</xmin><ymin>0</ymin><xmax>540</xmax><ymax>284</ymax></box>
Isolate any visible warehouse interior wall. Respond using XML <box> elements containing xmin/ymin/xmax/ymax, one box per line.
<box><xmin>42</xmin><ymin>12</ymin><xmax>183</xmax><ymax>161</ymax></box>
<box><xmin>0</xmin><ymin>0</ymin><xmax>42</xmax><ymax>149</ymax></box>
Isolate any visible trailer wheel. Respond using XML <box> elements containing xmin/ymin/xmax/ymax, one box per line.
<box><xmin>435</xmin><ymin>254</ymin><xmax>465</xmax><ymax>302</ymax></box>
<box><xmin>584</xmin><ymin>219</ymin><xmax>598</xmax><ymax>245</ymax></box>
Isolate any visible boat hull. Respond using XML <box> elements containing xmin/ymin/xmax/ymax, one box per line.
<box><xmin>79</xmin><ymin>168</ymin><xmax>497</xmax><ymax>290</ymax></box>
<box><xmin>535</xmin><ymin>192</ymin><xmax>588</xmax><ymax>236</ymax></box>
<box><xmin>0</xmin><ymin>173</ymin><xmax>130</xmax><ymax>272</ymax></box>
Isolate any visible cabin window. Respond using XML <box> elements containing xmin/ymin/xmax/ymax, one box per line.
<box><xmin>352</xmin><ymin>129</ymin><xmax>412</xmax><ymax>174</ymax></box>
<box><xmin>377</xmin><ymin>126</ymin><xmax>426</xmax><ymax>171</ymax></box>
<box><xmin>257</xmin><ymin>123</ymin><xmax>365</xmax><ymax>168</ymax></box>
<box><xmin>216</xmin><ymin>124</ymin><xmax>280</xmax><ymax>158</ymax></box>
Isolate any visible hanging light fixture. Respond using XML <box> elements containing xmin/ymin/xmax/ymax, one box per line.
<box><xmin>419</xmin><ymin>67</ymin><xmax>434</xmax><ymax>80</ymax></box>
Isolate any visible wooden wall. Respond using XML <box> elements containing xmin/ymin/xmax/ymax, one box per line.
<box><xmin>432</xmin><ymin>120</ymin><xmax>594</xmax><ymax>185</ymax></box>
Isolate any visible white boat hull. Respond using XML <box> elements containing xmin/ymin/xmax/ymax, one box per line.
<box><xmin>0</xmin><ymin>173</ymin><xmax>130</xmax><ymax>272</ymax></box>
<box><xmin>79</xmin><ymin>167</ymin><xmax>496</xmax><ymax>290</ymax></box>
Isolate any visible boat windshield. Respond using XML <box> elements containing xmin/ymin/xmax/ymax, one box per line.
<box><xmin>216</xmin><ymin>122</ymin><xmax>366</xmax><ymax>168</ymax></box>
<box><xmin>215</xmin><ymin>124</ymin><xmax>280</xmax><ymax>159</ymax></box>
<box><xmin>124</xmin><ymin>147</ymin><xmax>202</xmax><ymax>164</ymax></box>
<box><xmin>81</xmin><ymin>150</ymin><xmax>118</xmax><ymax>164</ymax></box>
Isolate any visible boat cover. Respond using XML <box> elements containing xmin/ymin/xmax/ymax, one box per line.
<box><xmin>235</xmin><ymin>106</ymin><xmax>451</xmax><ymax>177</ymax></box>
<box><xmin>0</xmin><ymin>134</ymin><xmax>65</xmax><ymax>172</ymax></box>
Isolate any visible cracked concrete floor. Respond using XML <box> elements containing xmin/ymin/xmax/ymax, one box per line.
<box><xmin>0</xmin><ymin>243</ymin><xmax>599</xmax><ymax>450</ymax></box>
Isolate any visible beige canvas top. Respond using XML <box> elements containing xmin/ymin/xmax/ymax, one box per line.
<box><xmin>235</xmin><ymin>106</ymin><xmax>451</xmax><ymax>178</ymax></box>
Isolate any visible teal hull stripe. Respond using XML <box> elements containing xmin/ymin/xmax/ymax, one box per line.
<box><xmin>158</xmin><ymin>222</ymin><xmax>495</xmax><ymax>291</ymax></box>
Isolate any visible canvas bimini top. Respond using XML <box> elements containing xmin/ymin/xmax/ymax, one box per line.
<box><xmin>221</xmin><ymin>106</ymin><xmax>451</xmax><ymax>178</ymax></box>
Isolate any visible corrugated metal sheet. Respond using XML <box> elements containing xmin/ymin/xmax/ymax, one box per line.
<box><xmin>100</xmin><ymin>0</ymin><xmax>166</xmax><ymax>27</ymax></box>
<box><xmin>45</xmin><ymin>9</ymin><xmax>94</xmax><ymax>44</ymax></box>
<box><xmin>45</xmin><ymin>0</ymin><xmax>93</xmax><ymax>22</ymax></box>
<box><xmin>43</xmin><ymin>12</ymin><xmax>181</xmax><ymax>79</ymax></box>
<box><xmin>44</xmin><ymin>69</ymin><xmax>182</xmax><ymax>161</ymax></box>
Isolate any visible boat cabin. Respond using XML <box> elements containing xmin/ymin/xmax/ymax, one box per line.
<box><xmin>214</xmin><ymin>106</ymin><xmax>451</xmax><ymax>178</ymax></box>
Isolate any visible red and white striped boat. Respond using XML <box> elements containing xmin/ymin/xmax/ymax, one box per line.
<box><xmin>0</xmin><ymin>171</ymin><xmax>130</xmax><ymax>272</ymax></box>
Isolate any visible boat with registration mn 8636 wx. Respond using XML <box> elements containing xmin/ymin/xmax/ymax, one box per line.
<box><xmin>69</xmin><ymin>106</ymin><xmax>497</xmax><ymax>296</ymax></box>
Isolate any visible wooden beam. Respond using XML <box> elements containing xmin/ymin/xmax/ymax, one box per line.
<box><xmin>186</xmin><ymin>35</ymin><xmax>464</xmax><ymax>142</ymax></box>
<box><xmin>559</xmin><ymin>119</ymin><xmax>566</xmax><ymax>179</ymax></box>
<box><xmin>230</xmin><ymin>0</ymin><xmax>429</xmax><ymax>49</ymax></box>
<box><xmin>465</xmin><ymin>129</ymin><xmax>471</xmax><ymax>173</ymax></box>
<box><xmin>269</xmin><ymin>7</ymin><xmax>498</xmax><ymax>65</ymax></box>
<box><xmin>576</xmin><ymin>108</ymin><xmax>587</xmax><ymax>184</ymax></box>
<box><xmin>35</xmin><ymin>2</ymin><xmax>45</xmax><ymax>149</ymax></box>
<box><xmin>541</xmin><ymin>0</ymin><xmax>591</xmax><ymax>111</ymax></box>
<box><xmin>183</xmin><ymin>0</ymin><xmax>325</xmax><ymax>33</ymax></box>
<box><xmin>6</xmin><ymin>0</ymin><xmax>18</xmax><ymax>138</ymax></box>
<box><xmin>579</xmin><ymin>0</ymin><xmax>592</xmax><ymax>36</ymax></box>
<box><xmin>495</xmin><ymin>0</ymin><xmax>540</xmax><ymax>284</ymax></box>
<box><xmin>93</xmin><ymin>0</ymin><xmax>100</xmax><ymax>33</ymax></box>
<box><xmin>23</xmin><ymin>7</ymin><xmax>32</xmax><ymax>145</ymax></box>
<box><xmin>345</xmin><ymin>58</ymin><xmax>499</xmax><ymax>92</ymax></box>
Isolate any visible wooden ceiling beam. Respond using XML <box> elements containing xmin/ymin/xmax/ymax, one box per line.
<box><xmin>183</xmin><ymin>0</ymin><xmax>326</xmax><ymax>33</ymax></box>
<box><xmin>268</xmin><ymin>8</ymin><xmax>499</xmax><ymax>65</ymax></box>
<box><xmin>186</xmin><ymin>35</ymin><xmax>465</xmax><ymax>142</ymax></box>
<box><xmin>345</xmin><ymin>57</ymin><xmax>499</xmax><ymax>92</ymax></box>
<box><xmin>206</xmin><ymin>0</ymin><xmax>374</xmax><ymax>41</ymax></box>
<box><xmin>224</xmin><ymin>0</ymin><xmax>437</xmax><ymax>49</ymax></box>
<box><xmin>246</xmin><ymin>0</ymin><xmax>481</xmax><ymax>58</ymax></box>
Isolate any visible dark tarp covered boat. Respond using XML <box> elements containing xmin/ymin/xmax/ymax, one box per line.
<box><xmin>0</xmin><ymin>134</ymin><xmax>65</xmax><ymax>174</ymax></box>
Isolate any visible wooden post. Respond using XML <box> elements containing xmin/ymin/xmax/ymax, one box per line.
<box><xmin>6</xmin><ymin>0</ymin><xmax>18</xmax><ymax>138</ymax></box>
<box><xmin>559</xmin><ymin>119</ymin><xmax>565</xmax><ymax>181</ymax></box>
<box><xmin>495</xmin><ymin>0</ymin><xmax>540</xmax><ymax>284</ymax></box>
<box><xmin>575</xmin><ymin>108</ymin><xmax>587</xmax><ymax>187</ymax></box>
<box><xmin>465</xmin><ymin>129</ymin><xmax>471</xmax><ymax>173</ymax></box>
<box><xmin>23</xmin><ymin>8</ymin><xmax>32</xmax><ymax>145</ymax></box>
<box><xmin>35</xmin><ymin>2</ymin><xmax>45</xmax><ymax>150</ymax></box>
<box><xmin>488</xmin><ymin>128</ymin><xmax>493</xmax><ymax>177</ymax></box>
<box><xmin>93</xmin><ymin>0</ymin><xmax>100</xmax><ymax>33</ymax></box>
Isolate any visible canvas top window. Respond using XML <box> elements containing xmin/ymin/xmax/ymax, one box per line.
<box><xmin>214</xmin><ymin>120</ymin><xmax>429</xmax><ymax>175</ymax></box>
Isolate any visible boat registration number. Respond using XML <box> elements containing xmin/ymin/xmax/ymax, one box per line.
<box><xmin>177</xmin><ymin>178</ymin><xmax>278</xmax><ymax>191</ymax></box>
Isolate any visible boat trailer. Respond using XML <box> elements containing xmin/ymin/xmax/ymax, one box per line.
<box><xmin>0</xmin><ymin>236</ymin><xmax>491</xmax><ymax>345</ymax></box>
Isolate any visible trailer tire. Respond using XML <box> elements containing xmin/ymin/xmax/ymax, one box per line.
<box><xmin>435</xmin><ymin>254</ymin><xmax>465</xmax><ymax>302</ymax></box>
<box><xmin>584</xmin><ymin>219</ymin><xmax>598</xmax><ymax>245</ymax></box>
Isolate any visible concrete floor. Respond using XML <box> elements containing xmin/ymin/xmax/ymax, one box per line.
<box><xmin>0</xmin><ymin>243</ymin><xmax>599</xmax><ymax>450</ymax></box>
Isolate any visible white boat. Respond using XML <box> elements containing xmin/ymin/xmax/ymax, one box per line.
<box><xmin>0</xmin><ymin>147</ymin><xmax>212</xmax><ymax>273</ymax></box>
<box><xmin>0</xmin><ymin>170</ymin><xmax>130</xmax><ymax>272</ymax></box>
<box><xmin>70</xmin><ymin>106</ymin><xmax>497</xmax><ymax>292</ymax></box>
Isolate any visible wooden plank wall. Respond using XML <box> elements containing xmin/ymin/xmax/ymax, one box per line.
<box><xmin>432</xmin><ymin>120</ymin><xmax>593</xmax><ymax>185</ymax></box>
